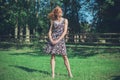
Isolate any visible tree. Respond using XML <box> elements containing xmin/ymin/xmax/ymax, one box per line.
<box><xmin>0</xmin><ymin>0</ymin><xmax>14</xmax><ymax>36</ymax></box>
<box><xmin>63</xmin><ymin>0</ymin><xmax>81</xmax><ymax>33</ymax></box>
<box><xmin>95</xmin><ymin>0</ymin><xmax>120</xmax><ymax>33</ymax></box>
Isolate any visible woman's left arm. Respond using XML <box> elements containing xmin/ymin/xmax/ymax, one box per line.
<box><xmin>54</xmin><ymin>19</ymin><xmax>68</xmax><ymax>44</ymax></box>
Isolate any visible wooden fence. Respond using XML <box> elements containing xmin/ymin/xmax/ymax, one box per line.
<box><xmin>0</xmin><ymin>33</ymin><xmax>120</xmax><ymax>46</ymax></box>
<box><xmin>39</xmin><ymin>33</ymin><xmax>120</xmax><ymax>46</ymax></box>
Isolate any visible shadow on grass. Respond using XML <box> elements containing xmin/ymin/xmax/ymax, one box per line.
<box><xmin>67</xmin><ymin>48</ymin><xmax>100</xmax><ymax>58</ymax></box>
<box><xmin>111</xmin><ymin>76</ymin><xmax>120</xmax><ymax>80</ymax></box>
<box><xmin>9</xmin><ymin>47</ymin><xmax>99</xmax><ymax>58</ymax></box>
<box><xmin>9</xmin><ymin>45</ymin><xmax>120</xmax><ymax>58</ymax></box>
<box><xmin>10</xmin><ymin>50</ymin><xmax>47</xmax><ymax>57</ymax></box>
<box><xmin>9</xmin><ymin>65</ymin><xmax>67</xmax><ymax>77</ymax></box>
<box><xmin>68</xmin><ymin>46</ymin><xmax>120</xmax><ymax>58</ymax></box>
<box><xmin>9</xmin><ymin>65</ymin><xmax>50</xmax><ymax>75</ymax></box>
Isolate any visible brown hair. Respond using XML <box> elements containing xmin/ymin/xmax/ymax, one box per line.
<box><xmin>48</xmin><ymin>6</ymin><xmax>63</xmax><ymax>20</ymax></box>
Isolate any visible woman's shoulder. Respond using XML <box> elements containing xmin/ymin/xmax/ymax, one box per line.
<box><xmin>63</xmin><ymin>17</ymin><xmax>68</xmax><ymax>20</ymax></box>
<box><xmin>62</xmin><ymin>18</ymin><xmax>68</xmax><ymax>23</ymax></box>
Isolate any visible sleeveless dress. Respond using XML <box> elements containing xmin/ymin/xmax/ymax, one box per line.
<box><xmin>44</xmin><ymin>18</ymin><xmax>67</xmax><ymax>55</ymax></box>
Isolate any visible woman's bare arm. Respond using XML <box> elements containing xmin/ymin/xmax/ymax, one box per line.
<box><xmin>48</xmin><ymin>20</ymin><xmax>54</xmax><ymax>43</ymax></box>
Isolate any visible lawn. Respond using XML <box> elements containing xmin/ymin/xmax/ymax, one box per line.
<box><xmin>0</xmin><ymin>46</ymin><xmax>120</xmax><ymax>80</ymax></box>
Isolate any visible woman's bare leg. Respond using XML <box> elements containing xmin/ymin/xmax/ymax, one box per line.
<box><xmin>62</xmin><ymin>55</ymin><xmax>73</xmax><ymax>78</ymax></box>
<box><xmin>51</xmin><ymin>54</ymin><xmax>55</xmax><ymax>78</ymax></box>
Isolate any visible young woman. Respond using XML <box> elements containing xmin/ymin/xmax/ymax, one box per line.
<box><xmin>44</xmin><ymin>6</ymin><xmax>73</xmax><ymax>78</ymax></box>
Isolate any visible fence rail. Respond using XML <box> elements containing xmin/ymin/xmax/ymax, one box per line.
<box><xmin>0</xmin><ymin>33</ymin><xmax>120</xmax><ymax>46</ymax></box>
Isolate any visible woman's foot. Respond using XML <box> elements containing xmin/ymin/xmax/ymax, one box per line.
<box><xmin>52</xmin><ymin>74</ymin><xmax>55</xmax><ymax>78</ymax></box>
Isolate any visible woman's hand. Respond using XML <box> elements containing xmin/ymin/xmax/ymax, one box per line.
<box><xmin>51</xmin><ymin>40</ymin><xmax>59</xmax><ymax>45</ymax></box>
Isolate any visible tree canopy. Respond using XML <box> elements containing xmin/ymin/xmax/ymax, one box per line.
<box><xmin>0</xmin><ymin>0</ymin><xmax>120</xmax><ymax>37</ymax></box>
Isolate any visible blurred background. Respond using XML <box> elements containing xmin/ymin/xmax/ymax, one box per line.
<box><xmin>0</xmin><ymin>0</ymin><xmax>120</xmax><ymax>45</ymax></box>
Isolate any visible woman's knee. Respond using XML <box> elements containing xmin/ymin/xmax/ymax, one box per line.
<box><xmin>62</xmin><ymin>55</ymin><xmax>68</xmax><ymax>60</ymax></box>
<box><xmin>51</xmin><ymin>54</ymin><xmax>55</xmax><ymax>60</ymax></box>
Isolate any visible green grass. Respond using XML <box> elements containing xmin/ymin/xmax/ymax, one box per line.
<box><xmin>0</xmin><ymin>47</ymin><xmax>120</xmax><ymax>80</ymax></box>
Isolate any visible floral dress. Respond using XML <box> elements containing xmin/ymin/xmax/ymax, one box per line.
<box><xmin>44</xmin><ymin>18</ymin><xmax>67</xmax><ymax>55</ymax></box>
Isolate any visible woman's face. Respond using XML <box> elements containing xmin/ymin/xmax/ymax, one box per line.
<box><xmin>58</xmin><ymin>12</ymin><xmax>62</xmax><ymax>17</ymax></box>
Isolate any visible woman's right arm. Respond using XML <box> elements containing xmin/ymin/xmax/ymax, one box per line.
<box><xmin>48</xmin><ymin>20</ymin><xmax>53</xmax><ymax>43</ymax></box>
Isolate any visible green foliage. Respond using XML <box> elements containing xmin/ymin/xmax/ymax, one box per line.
<box><xmin>80</xmin><ymin>22</ymin><xmax>91</xmax><ymax>33</ymax></box>
<box><xmin>105</xmin><ymin>0</ymin><xmax>114</xmax><ymax>5</ymax></box>
<box><xmin>95</xmin><ymin>0</ymin><xmax>120</xmax><ymax>33</ymax></box>
<box><xmin>63</xmin><ymin>0</ymin><xmax>81</xmax><ymax>33</ymax></box>
<box><xmin>0</xmin><ymin>0</ymin><xmax>51</xmax><ymax>35</ymax></box>
<box><xmin>0</xmin><ymin>0</ymin><xmax>120</xmax><ymax>36</ymax></box>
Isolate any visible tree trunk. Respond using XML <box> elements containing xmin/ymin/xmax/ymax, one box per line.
<box><xmin>33</xmin><ymin>28</ymin><xmax>36</xmax><ymax>35</ymax></box>
<box><xmin>15</xmin><ymin>24</ymin><xmax>18</xmax><ymax>39</ymax></box>
<box><xmin>25</xmin><ymin>24</ymin><xmax>30</xmax><ymax>43</ymax></box>
<box><xmin>19</xmin><ymin>27</ymin><xmax>23</xmax><ymax>42</ymax></box>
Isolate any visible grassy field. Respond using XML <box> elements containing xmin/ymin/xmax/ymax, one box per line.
<box><xmin>0</xmin><ymin>47</ymin><xmax>120</xmax><ymax>80</ymax></box>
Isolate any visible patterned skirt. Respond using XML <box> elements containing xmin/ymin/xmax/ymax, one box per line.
<box><xmin>44</xmin><ymin>38</ymin><xmax>67</xmax><ymax>55</ymax></box>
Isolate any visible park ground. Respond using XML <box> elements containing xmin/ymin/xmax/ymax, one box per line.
<box><xmin>0</xmin><ymin>46</ymin><xmax>120</xmax><ymax>80</ymax></box>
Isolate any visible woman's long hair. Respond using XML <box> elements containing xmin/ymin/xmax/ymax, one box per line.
<box><xmin>48</xmin><ymin>6</ymin><xmax>63</xmax><ymax>20</ymax></box>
